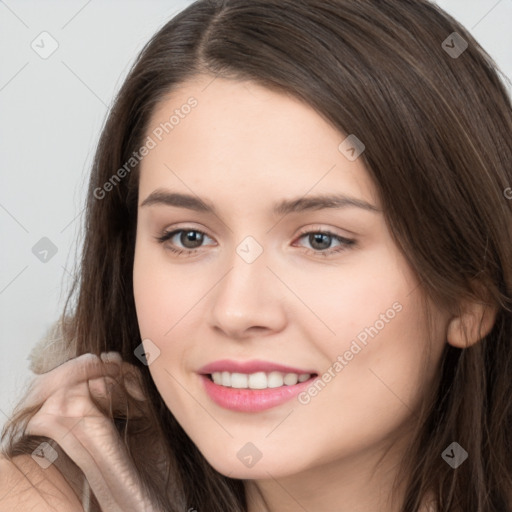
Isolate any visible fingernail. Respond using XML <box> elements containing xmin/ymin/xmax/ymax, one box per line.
<box><xmin>100</xmin><ymin>351</ymin><xmax>123</xmax><ymax>366</ymax></box>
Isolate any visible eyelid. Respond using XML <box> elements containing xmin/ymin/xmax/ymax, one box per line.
<box><xmin>157</xmin><ymin>224</ymin><xmax>351</xmax><ymax>242</ymax></box>
<box><xmin>295</xmin><ymin>224</ymin><xmax>353</xmax><ymax>240</ymax></box>
<box><xmin>156</xmin><ymin>224</ymin><xmax>356</xmax><ymax>257</ymax></box>
<box><xmin>155</xmin><ymin>226</ymin><xmax>215</xmax><ymax>245</ymax></box>
<box><xmin>293</xmin><ymin>226</ymin><xmax>355</xmax><ymax>255</ymax></box>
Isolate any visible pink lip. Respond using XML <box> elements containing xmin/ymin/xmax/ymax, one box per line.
<box><xmin>197</xmin><ymin>359</ymin><xmax>318</xmax><ymax>412</ymax></box>
<box><xmin>198</xmin><ymin>359</ymin><xmax>316</xmax><ymax>375</ymax></box>
<box><xmin>199</xmin><ymin>374</ymin><xmax>318</xmax><ymax>412</ymax></box>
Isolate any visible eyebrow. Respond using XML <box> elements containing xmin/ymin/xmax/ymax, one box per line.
<box><xmin>140</xmin><ymin>189</ymin><xmax>380</xmax><ymax>215</ymax></box>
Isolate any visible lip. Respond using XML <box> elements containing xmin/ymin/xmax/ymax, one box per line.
<box><xmin>198</xmin><ymin>359</ymin><xmax>316</xmax><ymax>375</ymax></box>
<box><xmin>197</xmin><ymin>359</ymin><xmax>318</xmax><ymax>413</ymax></box>
<box><xmin>199</xmin><ymin>374</ymin><xmax>317</xmax><ymax>412</ymax></box>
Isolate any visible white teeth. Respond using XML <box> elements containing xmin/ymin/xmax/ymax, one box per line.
<box><xmin>231</xmin><ymin>372</ymin><xmax>248</xmax><ymax>388</ymax></box>
<box><xmin>248</xmin><ymin>372</ymin><xmax>267</xmax><ymax>389</ymax></box>
<box><xmin>221</xmin><ymin>371</ymin><xmax>231</xmax><ymax>387</ymax></box>
<box><xmin>209</xmin><ymin>371</ymin><xmax>312</xmax><ymax>389</ymax></box>
<box><xmin>267</xmin><ymin>371</ymin><xmax>284</xmax><ymax>388</ymax></box>
<box><xmin>283</xmin><ymin>373</ymin><xmax>298</xmax><ymax>385</ymax></box>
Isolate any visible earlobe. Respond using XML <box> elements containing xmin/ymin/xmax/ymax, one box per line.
<box><xmin>446</xmin><ymin>299</ymin><xmax>498</xmax><ymax>348</ymax></box>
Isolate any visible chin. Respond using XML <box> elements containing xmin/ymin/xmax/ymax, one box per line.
<box><xmin>203</xmin><ymin>449</ymin><xmax>306</xmax><ymax>480</ymax></box>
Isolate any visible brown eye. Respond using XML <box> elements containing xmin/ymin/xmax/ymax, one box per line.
<box><xmin>179</xmin><ymin>230</ymin><xmax>204</xmax><ymax>249</ymax></box>
<box><xmin>155</xmin><ymin>228</ymin><xmax>215</xmax><ymax>256</ymax></box>
<box><xmin>295</xmin><ymin>230</ymin><xmax>355</xmax><ymax>257</ymax></box>
<box><xmin>308</xmin><ymin>232</ymin><xmax>333</xmax><ymax>251</ymax></box>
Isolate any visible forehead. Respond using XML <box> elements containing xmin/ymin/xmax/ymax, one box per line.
<box><xmin>138</xmin><ymin>74</ymin><xmax>378</xmax><ymax>211</ymax></box>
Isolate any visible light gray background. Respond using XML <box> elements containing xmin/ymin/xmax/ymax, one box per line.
<box><xmin>1</xmin><ymin>0</ymin><xmax>511</xmax><ymax>430</ymax></box>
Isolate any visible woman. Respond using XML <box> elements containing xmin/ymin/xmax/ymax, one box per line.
<box><xmin>1</xmin><ymin>0</ymin><xmax>511</xmax><ymax>510</ymax></box>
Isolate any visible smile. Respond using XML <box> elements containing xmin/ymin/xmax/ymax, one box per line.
<box><xmin>209</xmin><ymin>371</ymin><xmax>312</xmax><ymax>389</ymax></box>
<box><xmin>199</xmin><ymin>371</ymin><xmax>318</xmax><ymax>412</ymax></box>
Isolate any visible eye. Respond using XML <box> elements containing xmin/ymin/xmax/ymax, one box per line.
<box><xmin>155</xmin><ymin>228</ymin><xmax>215</xmax><ymax>256</ymax></box>
<box><xmin>293</xmin><ymin>229</ymin><xmax>355</xmax><ymax>257</ymax></box>
<box><xmin>155</xmin><ymin>227</ymin><xmax>356</xmax><ymax>258</ymax></box>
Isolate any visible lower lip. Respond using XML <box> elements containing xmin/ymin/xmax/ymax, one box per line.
<box><xmin>199</xmin><ymin>374</ymin><xmax>317</xmax><ymax>412</ymax></box>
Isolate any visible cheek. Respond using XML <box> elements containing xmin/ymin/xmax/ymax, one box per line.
<box><xmin>132</xmin><ymin>237</ymin><xmax>210</xmax><ymax>393</ymax></box>
<box><xmin>294</xmin><ymin>244</ymin><xmax>414</xmax><ymax>350</ymax></box>
<box><xmin>133</xmin><ymin>242</ymin><xmax>204</xmax><ymax>422</ymax></box>
<box><xmin>298</xmin><ymin>247</ymin><xmax>440</xmax><ymax>435</ymax></box>
<box><xmin>133</xmin><ymin>237</ymin><xmax>205</xmax><ymax>340</ymax></box>
<box><xmin>278</xmin><ymin>292</ymin><xmax>441</xmax><ymax>475</ymax></box>
<box><xmin>314</xmin><ymin>287</ymin><xmax>440</xmax><ymax>430</ymax></box>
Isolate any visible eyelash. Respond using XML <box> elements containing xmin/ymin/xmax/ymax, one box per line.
<box><xmin>155</xmin><ymin>227</ymin><xmax>356</xmax><ymax>258</ymax></box>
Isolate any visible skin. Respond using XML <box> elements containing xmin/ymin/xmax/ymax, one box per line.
<box><xmin>132</xmin><ymin>74</ymin><xmax>451</xmax><ymax>512</ymax></box>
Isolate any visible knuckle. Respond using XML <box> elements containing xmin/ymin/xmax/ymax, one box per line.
<box><xmin>26</xmin><ymin>414</ymin><xmax>49</xmax><ymax>436</ymax></box>
<box><xmin>40</xmin><ymin>388</ymin><xmax>95</xmax><ymax>417</ymax></box>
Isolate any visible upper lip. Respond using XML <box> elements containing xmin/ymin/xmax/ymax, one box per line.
<box><xmin>198</xmin><ymin>359</ymin><xmax>317</xmax><ymax>375</ymax></box>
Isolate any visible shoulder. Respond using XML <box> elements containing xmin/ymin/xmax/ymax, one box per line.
<box><xmin>0</xmin><ymin>454</ymin><xmax>84</xmax><ymax>511</ymax></box>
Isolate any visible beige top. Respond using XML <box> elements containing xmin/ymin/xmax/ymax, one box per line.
<box><xmin>27</xmin><ymin>319</ymin><xmax>94</xmax><ymax>511</ymax></box>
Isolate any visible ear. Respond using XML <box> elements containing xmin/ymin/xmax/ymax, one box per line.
<box><xmin>446</xmin><ymin>297</ymin><xmax>498</xmax><ymax>348</ymax></box>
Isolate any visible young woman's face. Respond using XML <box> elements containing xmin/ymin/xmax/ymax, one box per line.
<box><xmin>133</xmin><ymin>74</ymin><xmax>449</xmax><ymax>480</ymax></box>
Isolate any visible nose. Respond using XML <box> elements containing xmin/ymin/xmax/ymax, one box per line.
<box><xmin>209</xmin><ymin>244</ymin><xmax>288</xmax><ymax>340</ymax></box>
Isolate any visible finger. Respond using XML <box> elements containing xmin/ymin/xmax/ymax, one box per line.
<box><xmin>24</xmin><ymin>354</ymin><xmax>121</xmax><ymax>408</ymax></box>
<box><xmin>87</xmin><ymin>375</ymin><xmax>120</xmax><ymax>405</ymax></box>
<box><xmin>27</xmin><ymin>378</ymin><xmax>109</xmax><ymax>421</ymax></box>
<box><xmin>100</xmin><ymin>351</ymin><xmax>123</xmax><ymax>366</ymax></box>
<box><xmin>98</xmin><ymin>354</ymin><xmax>147</xmax><ymax>401</ymax></box>
<box><xmin>87</xmin><ymin>375</ymin><xmax>132</xmax><ymax>419</ymax></box>
<box><xmin>25</xmin><ymin>371</ymin><xmax>161</xmax><ymax>511</ymax></box>
<box><xmin>26</xmin><ymin>411</ymin><xmax>157</xmax><ymax>511</ymax></box>
<box><xmin>89</xmin><ymin>377</ymin><xmax>149</xmax><ymax>420</ymax></box>
<box><xmin>98</xmin><ymin>353</ymin><xmax>148</xmax><ymax>401</ymax></box>
<box><xmin>25</xmin><ymin>412</ymin><xmax>125</xmax><ymax>511</ymax></box>
<box><xmin>87</xmin><ymin>374</ymin><xmax>147</xmax><ymax>420</ymax></box>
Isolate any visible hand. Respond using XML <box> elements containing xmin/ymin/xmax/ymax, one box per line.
<box><xmin>24</xmin><ymin>352</ymin><xmax>164</xmax><ymax>512</ymax></box>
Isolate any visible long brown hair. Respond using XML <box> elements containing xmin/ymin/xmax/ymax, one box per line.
<box><xmin>2</xmin><ymin>1</ymin><xmax>512</xmax><ymax>510</ymax></box>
